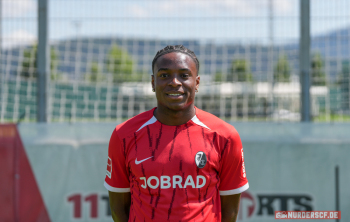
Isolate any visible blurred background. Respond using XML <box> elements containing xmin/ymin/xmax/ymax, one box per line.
<box><xmin>0</xmin><ymin>1</ymin><xmax>349</xmax><ymax>221</ymax></box>
<box><xmin>0</xmin><ymin>0</ymin><xmax>349</xmax><ymax>123</ymax></box>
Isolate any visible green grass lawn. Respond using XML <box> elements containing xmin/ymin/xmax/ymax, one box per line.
<box><xmin>313</xmin><ymin>114</ymin><xmax>350</xmax><ymax>122</ymax></box>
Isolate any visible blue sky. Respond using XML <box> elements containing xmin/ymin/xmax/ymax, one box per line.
<box><xmin>2</xmin><ymin>0</ymin><xmax>350</xmax><ymax>48</ymax></box>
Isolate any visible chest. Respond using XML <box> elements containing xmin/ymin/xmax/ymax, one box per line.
<box><xmin>124</xmin><ymin>125</ymin><xmax>221</xmax><ymax>179</ymax></box>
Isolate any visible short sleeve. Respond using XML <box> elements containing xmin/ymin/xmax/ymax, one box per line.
<box><xmin>219</xmin><ymin>130</ymin><xmax>249</xmax><ymax>195</ymax></box>
<box><xmin>104</xmin><ymin>129</ymin><xmax>130</xmax><ymax>192</ymax></box>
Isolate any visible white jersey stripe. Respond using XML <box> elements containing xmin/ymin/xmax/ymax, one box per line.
<box><xmin>136</xmin><ymin>115</ymin><xmax>210</xmax><ymax>132</ymax></box>
<box><xmin>191</xmin><ymin>115</ymin><xmax>211</xmax><ymax>130</ymax></box>
<box><xmin>219</xmin><ymin>182</ymin><xmax>249</xmax><ymax>196</ymax></box>
<box><xmin>104</xmin><ymin>181</ymin><xmax>130</xmax><ymax>192</ymax></box>
<box><xmin>136</xmin><ymin>116</ymin><xmax>157</xmax><ymax>132</ymax></box>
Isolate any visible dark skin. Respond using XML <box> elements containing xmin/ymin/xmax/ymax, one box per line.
<box><xmin>221</xmin><ymin>193</ymin><xmax>241</xmax><ymax>222</ymax></box>
<box><xmin>152</xmin><ymin>52</ymin><xmax>200</xmax><ymax>125</ymax></box>
<box><xmin>108</xmin><ymin>191</ymin><xmax>130</xmax><ymax>222</ymax></box>
<box><xmin>109</xmin><ymin>52</ymin><xmax>241</xmax><ymax>222</ymax></box>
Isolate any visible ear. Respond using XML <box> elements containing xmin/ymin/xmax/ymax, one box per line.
<box><xmin>151</xmin><ymin>75</ymin><xmax>155</xmax><ymax>91</ymax></box>
<box><xmin>195</xmin><ymin>75</ymin><xmax>200</xmax><ymax>91</ymax></box>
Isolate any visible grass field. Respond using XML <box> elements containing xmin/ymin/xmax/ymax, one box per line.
<box><xmin>313</xmin><ymin>114</ymin><xmax>350</xmax><ymax>122</ymax></box>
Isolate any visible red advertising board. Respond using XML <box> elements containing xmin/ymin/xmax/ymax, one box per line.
<box><xmin>0</xmin><ymin>124</ymin><xmax>50</xmax><ymax>222</ymax></box>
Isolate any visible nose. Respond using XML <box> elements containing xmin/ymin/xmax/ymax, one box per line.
<box><xmin>168</xmin><ymin>75</ymin><xmax>182</xmax><ymax>87</ymax></box>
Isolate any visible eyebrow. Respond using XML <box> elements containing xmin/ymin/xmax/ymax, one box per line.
<box><xmin>179</xmin><ymin>68</ymin><xmax>191</xmax><ymax>72</ymax></box>
<box><xmin>157</xmin><ymin>68</ymin><xmax>170</xmax><ymax>72</ymax></box>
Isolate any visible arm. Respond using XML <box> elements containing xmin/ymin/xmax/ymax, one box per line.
<box><xmin>221</xmin><ymin>193</ymin><xmax>241</xmax><ymax>222</ymax></box>
<box><xmin>108</xmin><ymin>191</ymin><xmax>131</xmax><ymax>222</ymax></box>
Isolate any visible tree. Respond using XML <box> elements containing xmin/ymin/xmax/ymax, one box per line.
<box><xmin>20</xmin><ymin>44</ymin><xmax>59</xmax><ymax>80</ymax></box>
<box><xmin>274</xmin><ymin>54</ymin><xmax>291</xmax><ymax>82</ymax></box>
<box><xmin>105</xmin><ymin>44</ymin><xmax>142</xmax><ymax>83</ymax></box>
<box><xmin>85</xmin><ymin>61</ymin><xmax>105</xmax><ymax>82</ymax></box>
<box><xmin>214</xmin><ymin>71</ymin><xmax>224</xmax><ymax>82</ymax></box>
<box><xmin>311</xmin><ymin>53</ymin><xmax>327</xmax><ymax>86</ymax></box>
<box><xmin>226</xmin><ymin>59</ymin><xmax>253</xmax><ymax>82</ymax></box>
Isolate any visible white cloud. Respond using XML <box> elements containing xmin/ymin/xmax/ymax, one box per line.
<box><xmin>128</xmin><ymin>5</ymin><xmax>150</xmax><ymax>18</ymax></box>
<box><xmin>127</xmin><ymin>0</ymin><xmax>294</xmax><ymax>18</ymax></box>
<box><xmin>2</xmin><ymin>0</ymin><xmax>36</xmax><ymax>17</ymax></box>
<box><xmin>2</xmin><ymin>30</ymin><xmax>36</xmax><ymax>49</ymax></box>
<box><xmin>273</xmin><ymin>0</ymin><xmax>294</xmax><ymax>15</ymax></box>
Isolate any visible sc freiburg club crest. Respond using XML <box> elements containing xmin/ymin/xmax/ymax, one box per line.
<box><xmin>195</xmin><ymin>151</ymin><xmax>207</xmax><ymax>168</ymax></box>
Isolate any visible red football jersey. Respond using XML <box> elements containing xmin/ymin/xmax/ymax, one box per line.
<box><xmin>104</xmin><ymin>107</ymin><xmax>249</xmax><ymax>221</ymax></box>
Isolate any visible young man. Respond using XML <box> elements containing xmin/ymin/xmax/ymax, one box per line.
<box><xmin>104</xmin><ymin>45</ymin><xmax>249</xmax><ymax>222</ymax></box>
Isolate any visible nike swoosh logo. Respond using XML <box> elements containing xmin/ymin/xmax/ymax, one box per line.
<box><xmin>135</xmin><ymin>156</ymin><xmax>153</xmax><ymax>165</ymax></box>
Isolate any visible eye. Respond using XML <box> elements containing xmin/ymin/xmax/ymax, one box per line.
<box><xmin>181</xmin><ymin>73</ymin><xmax>190</xmax><ymax>78</ymax></box>
<box><xmin>160</xmin><ymin>73</ymin><xmax>168</xmax><ymax>78</ymax></box>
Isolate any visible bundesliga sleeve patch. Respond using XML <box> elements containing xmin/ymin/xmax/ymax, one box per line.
<box><xmin>106</xmin><ymin>157</ymin><xmax>112</xmax><ymax>179</ymax></box>
<box><xmin>241</xmin><ymin>148</ymin><xmax>246</xmax><ymax>178</ymax></box>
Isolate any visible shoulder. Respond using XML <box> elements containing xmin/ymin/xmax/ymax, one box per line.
<box><xmin>113</xmin><ymin>108</ymin><xmax>155</xmax><ymax>139</ymax></box>
<box><xmin>195</xmin><ymin>108</ymin><xmax>240</xmax><ymax>140</ymax></box>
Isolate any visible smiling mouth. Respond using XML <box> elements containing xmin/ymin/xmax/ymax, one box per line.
<box><xmin>167</xmin><ymin>93</ymin><xmax>183</xmax><ymax>96</ymax></box>
<box><xmin>166</xmin><ymin>93</ymin><xmax>184</xmax><ymax>98</ymax></box>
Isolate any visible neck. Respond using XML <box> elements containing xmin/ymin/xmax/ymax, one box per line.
<box><xmin>154</xmin><ymin>104</ymin><xmax>196</xmax><ymax>126</ymax></box>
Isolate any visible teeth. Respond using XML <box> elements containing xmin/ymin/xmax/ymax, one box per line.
<box><xmin>168</xmin><ymin>94</ymin><xmax>181</xmax><ymax>96</ymax></box>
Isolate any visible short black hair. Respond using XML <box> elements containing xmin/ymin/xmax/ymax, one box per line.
<box><xmin>152</xmin><ymin>45</ymin><xmax>200</xmax><ymax>73</ymax></box>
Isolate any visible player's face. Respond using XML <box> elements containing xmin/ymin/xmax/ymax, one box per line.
<box><xmin>152</xmin><ymin>52</ymin><xmax>200</xmax><ymax>112</ymax></box>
